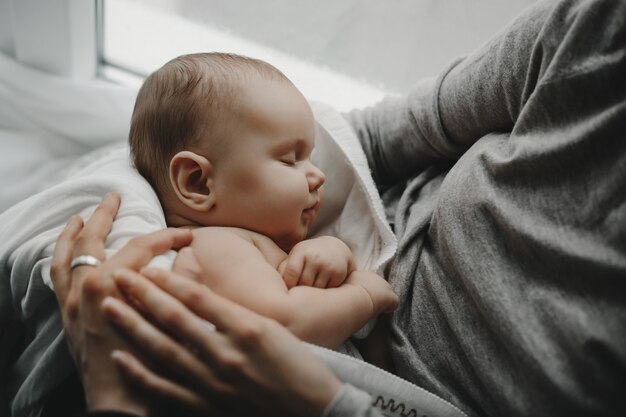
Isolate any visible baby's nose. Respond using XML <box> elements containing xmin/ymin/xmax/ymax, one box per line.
<box><xmin>308</xmin><ymin>163</ymin><xmax>325</xmax><ymax>191</ymax></box>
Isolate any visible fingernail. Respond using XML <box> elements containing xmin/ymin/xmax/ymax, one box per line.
<box><xmin>140</xmin><ymin>267</ymin><xmax>157</xmax><ymax>278</ymax></box>
<box><xmin>174</xmin><ymin>228</ymin><xmax>193</xmax><ymax>238</ymax></box>
<box><xmin>111</xmin><ymin>350</ymin><xmax>126</xmax><ymax>363</ymax></box>
<box><xmin>67</xmin><ymin>215</ymin><xmax>81</xmax><ymax>227</ymax></box>
<box><xmin>101</xmin><ymin>296</ymin><xmax>115</xmax><ymax>309</ymax></box>
<box><xmin>112</xmin><ymin>269</ymin><xmax>132</xmax><ymax>287</ymax></box>
<box><xmin>101</xmin><ymin>297</ymin><xmax>122</xmax><ymax>320</ymax></box>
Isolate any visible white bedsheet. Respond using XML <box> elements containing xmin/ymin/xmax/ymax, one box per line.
<box><xmin>0</xmin><ymin>52</ymin><xmax>465</xmax><ymax>417</ymax></box>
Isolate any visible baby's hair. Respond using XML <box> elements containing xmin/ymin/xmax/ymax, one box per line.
<box><xmin>129</xmin><ymin>52</ymin><xmax>289</xmax><ymax>197</ymax></box>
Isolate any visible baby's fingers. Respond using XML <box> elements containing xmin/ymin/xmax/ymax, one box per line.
<box><xmin>278</xmin><ymin>254</ymin><xmax>305</xmax><ymax>288</ymax></box>
<box><xmin>312</xmin><ymin>270</ymin><xmax>331</xmax><ymax>289</ymax></box>
<box><xmin>297</xmin><ymin>259</ymin><xmax>319</xmax><ymax>287</ymax></box>
<box><xmin>325</xmin><ymin>269</ymin><xmax>348</xmax><ymax>289</ymax></box>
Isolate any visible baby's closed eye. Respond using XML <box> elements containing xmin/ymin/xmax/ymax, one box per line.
<box><xmin>279</xmin><ymin>151</ymin><xmax>297</xmax><ymax>166</ymax></box>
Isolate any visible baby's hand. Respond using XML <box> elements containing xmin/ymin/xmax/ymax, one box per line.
<box><xmin>278</xmin><ymin>236</ymin><xmax>355</xmax><ymax>289</ymax></box>
<box><xmin>346</xmin><ymin>271</ymin><xmax>399</xmax><ymax>314</ymax></box>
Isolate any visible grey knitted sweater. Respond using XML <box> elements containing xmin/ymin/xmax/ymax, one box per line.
<box><xmin>329</xmin><ymin>0</ymin><xmax>626</xmax><ymax>416</ymax></box>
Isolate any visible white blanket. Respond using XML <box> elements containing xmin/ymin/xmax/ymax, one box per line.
<box><xmin>0</xmin><ymin>53</ymin><xmax>465</xmax><ymax>417</ymax></box>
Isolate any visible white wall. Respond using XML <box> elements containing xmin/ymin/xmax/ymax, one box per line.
<box><xmin>140</xmin><ymin>0</ymin><xmax>538</xmax><ymax>93</ymax></box>
<box><xmin>3</xmin><ymin>0</ymin><xmax>539</xmax><ymax>103</ymax></box>
<box><xmin>0</xmin><ymin>0</ymin><xmax>15</xmax><ymax>56</ymax></box>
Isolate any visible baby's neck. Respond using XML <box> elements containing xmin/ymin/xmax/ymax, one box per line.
<box><xmin>164</xmin><ymin>210</ymin><xmax>201</xmax><ymax>229</ymax></box>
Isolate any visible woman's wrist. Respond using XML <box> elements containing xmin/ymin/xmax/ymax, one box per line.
<box><xmin>299</xmin><ymin>378</ymin><xmax>344</xmax><ymax>417</ymax></box>
<box><xmin>84</xmin><ymin>372</ymin><xmax>149</xmax><ymax>417</ymax></box>
<box><xmin>320</xmin><ymin>384</ymin><xmax>373</xmax><ymax>417</ymax></box>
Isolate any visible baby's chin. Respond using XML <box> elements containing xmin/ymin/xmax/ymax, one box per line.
<box><xmin>275</xmin><ymin>230</ymin><xmax>308</xmax><ymax>253</ymax></box>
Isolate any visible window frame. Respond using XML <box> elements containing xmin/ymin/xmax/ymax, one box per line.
<box><xmin>0</xmin><ymin>0</ymin><xmax>98</xmax><ymax>78</ymax></box>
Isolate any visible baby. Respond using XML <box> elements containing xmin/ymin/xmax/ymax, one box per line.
<box><xmin>128</xmin><ymin>52</ymin><xmax>398</xmax><ymax>348</ymax></box>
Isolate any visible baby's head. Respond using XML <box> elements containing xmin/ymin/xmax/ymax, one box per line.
<box><xmin>129</xmin><ymin>52</ymin><xmax>325</xmax><ymax>251</ymax></box>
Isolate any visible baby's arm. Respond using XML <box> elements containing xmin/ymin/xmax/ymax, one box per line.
<box><xmin>178</xmin><ymin>227</ymin><xmax>397</xmax><ymax>349</ymax></box>
<box><xmin>278</xmin><ymin>236</ymin><xmax>356</xmax><ymax>289</ymax></box>
<box><xmin>284</xmin><ymin>270</ymin><xmax>397</xmax><ymax>347</ymax></box>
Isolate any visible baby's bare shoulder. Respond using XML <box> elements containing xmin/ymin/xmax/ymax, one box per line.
<box><xmin>191</xmin><ymin>226</ymin><xmax>286</xmax><ymax>267</ymax></box>
<box><xmin>190</xmin><ymin>226</ymin><xmax>284</xmax><ymax>261</ymax></box>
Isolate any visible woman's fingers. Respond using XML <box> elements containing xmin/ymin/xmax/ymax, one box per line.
<box><xmin>111</xmin><ymin>350</ymin><xmax>216</xmax><ymax>415</ymax></box>
<box><xmin>102</xmin><ymin>294</ymin><xmax>227</xmax><ymax>389</ymax></box>
<box><xmin>110</xmin><ymin>270</ymin><xmax>233</xmax><ymax>358</ymax></box>
<box><xmin>106</xmin><ymin>228</ymin><xmax>193</xmax><ymax>272</ymax></box>
<box><xmin>118</xmin><ymin>267</ymin><xmax>281</xmax><ymax>366</ymax></box>
<box><xmin>73</xmin><ymin>192</ymin><xmax>120</xmax><ymax>261</ymax></box>
<box><xmin>80</xmin><ymin>192</ymin><xmax>120</xmax><ymax>237</ymax></box>
<box><xmin>50</xmin><ymin>193</ymin><xmax>201</xmax><ymax>414</ymax></box>
<box><xmin>63</xmin><ymin>191</ymin><xmax>192</xmax><ymax>277</ymax></box>
<box><xmin>140</xmin><ymin>267</ymin><xmax>256</xmax><ymax>333</ymax></box>
<box><xmin>50</xmin><ymin>215</ymin><xmax>84</xmax><ymax>304</ymax></box>
<box><xmin>112</xmin><ymin>267</ymin><xmax>342</xmax><ymax>417</ymax></box>
<box><xmin>104</xmin><ymin>274</ymin><xmax>252</xmax><ymax>409</ymax></box>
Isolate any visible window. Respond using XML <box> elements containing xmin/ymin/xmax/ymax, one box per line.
<box><xmin>99</xmin><ymin>0</ymin><xmax>537</xmax><ymax>110</ymax></box>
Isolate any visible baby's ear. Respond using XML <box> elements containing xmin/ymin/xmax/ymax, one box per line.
<box><xmin>169</xmin><ymin>151</ymin><xmax>215</xmax><ymax>211</ymax></box>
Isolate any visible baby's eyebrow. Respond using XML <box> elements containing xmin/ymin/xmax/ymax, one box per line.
<box><xmin>274</xmin><ymin>137</ymin><xmax>311</xmax><ymax>154</ymax></box>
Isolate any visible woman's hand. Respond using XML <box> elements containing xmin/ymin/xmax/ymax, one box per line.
<box><xmin>102</xmin><ymin>248</ymin><xmax>343</xmax><ymax>417</ymax></box>
<box><xmin>50</xmin><ymin>192</ymin><xmax>193</xmax><ymax>415</ymax></box>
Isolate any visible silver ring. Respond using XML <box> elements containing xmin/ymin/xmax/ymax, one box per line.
<box><xmin>70</xmin><ymin>255</ymin><xmax>102</xmax><ymax>269</ymax></box>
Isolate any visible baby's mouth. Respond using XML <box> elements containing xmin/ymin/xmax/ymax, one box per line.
<box><xmin>302</xmin><ymin>201</ymin><xmax>320</xmax><ymax>220</ymax></box>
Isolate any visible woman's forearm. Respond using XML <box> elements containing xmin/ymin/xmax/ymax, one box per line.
<box><xmin>346</xmin><ymin>1</ymin><xmax>553</xmax><ymax>187</ymax></box>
